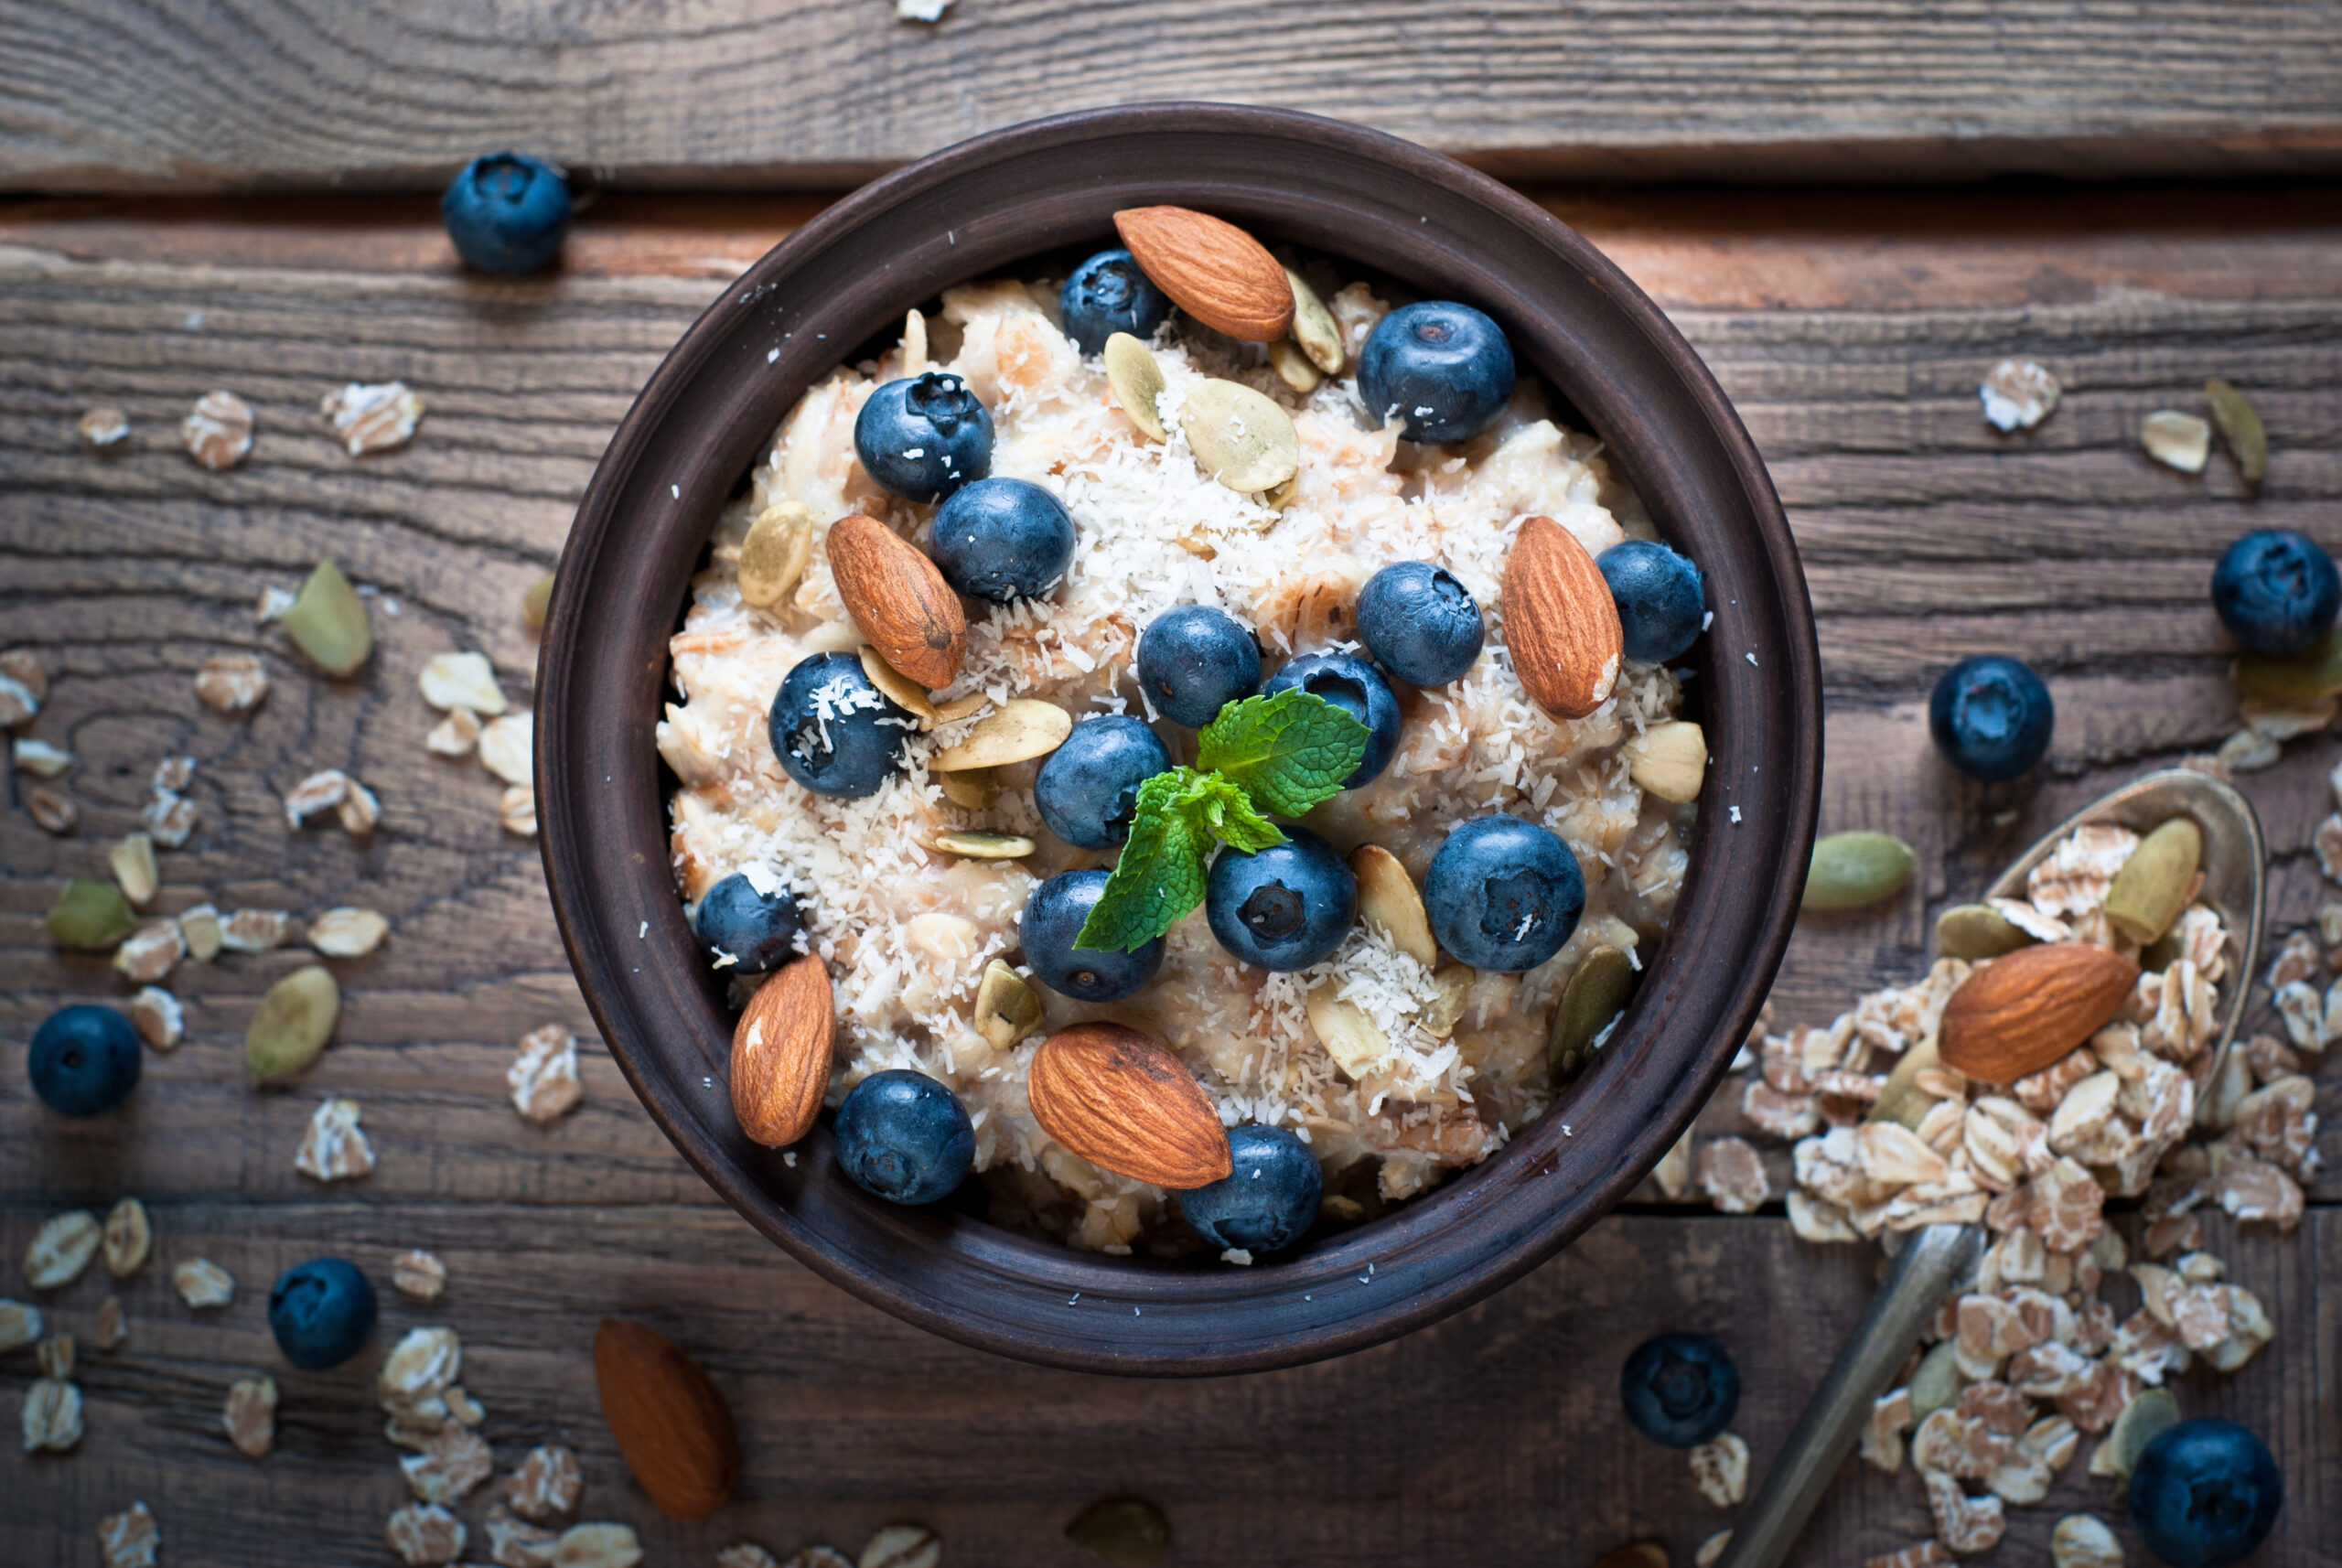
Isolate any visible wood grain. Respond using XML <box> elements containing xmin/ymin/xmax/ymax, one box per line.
<box><xmin>3</xmin><ymin>2</ymin><xmax>2342</xmax><ymax>192</ymax></box>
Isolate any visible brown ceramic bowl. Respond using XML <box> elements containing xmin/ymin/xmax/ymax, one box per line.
<box><xmin>539</xmin><ymin>102</ymin><xmax>1820</xmax><ymax>1374</ymax></box>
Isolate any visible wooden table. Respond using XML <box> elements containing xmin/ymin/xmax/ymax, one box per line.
<box><xmin>5</xmin><ymin>22</ymin><xmax>2342</xmax><ymax>1563</ymax></box>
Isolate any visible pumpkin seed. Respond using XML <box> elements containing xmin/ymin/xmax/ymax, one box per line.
<box><xmin>1907</xmin><ymin>1339</ymin><xmax>1962</xmax><ymax>1421</ymax></box>
<box><xmin>1284</xmin><ymin>268</ymin><xmax>1346</xmax><ymax>375</ymax></box>
<box><xmin>48</xmin><ymin>878</ymin><xmax>135</xmax><ymax>950</ymax></box>
<box><xmin>1306</xmin><ymin>984</ymin><xmax>1391</xmax><ymax>1077</ymax></box>
<box><xmin>1180</xmin><ymin>378</ymin><xmax>1298</xmax><ymax>495</ymax></box>
<box><xmin>936</xmin><ymin>830</ymin><xmax>1034</xmax><ymax>860</ymax></box>
<box><xmin>246</xmin><ymin>965</ymin><xmax>340</xmax><ymax>1082</ymax></box>
<box><xmin>859</xmin><ymin>647</ymin><xmax>939</xmax><ymax>725</ymax></box>
<box><xmin>2232</xmin><ymin>628</ymin><xmax>2342</xmax><ymax>703</ymax></box>
<box><xmin>279</xmin><ymin>559</ymin><xmax>372</xmax><ymax>676</ymax></box>
<box><xmin>1349</xmin><ymin>844</ymin><xmax>1435</xmax><ymax>966</ymax></box>
<box><xmin>521</xmin><ymin>571</ymin><xmax>555</xmax><ymax>629</ymax></box>
<box><xmin>2102</xmin><ymin>817</ymin><xmax>2202</xmax><ymax>945</ymax></box>
<box><xmin>1103</xmin><ymin>333</ymin><xmax>1166</xmax><ymax>441</ymax></box>
<box><xmin>1267</xmin><ymin>338</ymin><xmax>1320</xmax><ymax>394</ymax></box>
<box><xmin>1548</xmin><ymin>945</ymin><xmax>1634</xmax><ymax>1082</ymax></box>
<box><xmin>2088</xmin><ymin>1386</ymin><xmax>2178</xmax><ymax>1480</ymax></box>
<box><xmin>1936</xmin><ymin>902</ymin><xmax>2034</xmax><ymax>961</ymax></box>
<box><xmin>2141</xmin><ymin>410</ymin><xmax>2210</xmax><ymax>474</ymax></box>
<box><xmin>972</xmin><ymin>960</ymin><xmax>1043</xmax><ymax>1050</ymax></box>
<box><xmin>1869</xmin><ymin>1037</ymin><xmax>1943</xmax><ymax>1131</ymax></box>
<box><xmin>1623</xmin><ymin>719</ymin><xmax>1706</xmax><ymax>803</ymax></box>
<box><xmin>1800</xmin><ymin>832</ymin><xmax>1915</xmax><ymax>911</ymax></box>
<box><xmin>937</xmin><ymin>766</ymin><xmax>1000</xmax><ymax>809</ymax></box>
<box><xmin>2205</xmin><ymin>379</ymin><xmax>2267</xmax><ymax>487</ymax></box>
<box><xmin>928</xmin><ymin>699</ymin><xmax>1072</xmax><ymax>771</ymax></box>
<box><xmin>740</xmin><ymin>500</ymin><xmax>817</xmax><ymax>608</ymax></box>
<box><xmin>1423</xmin><ymin>963</ymin><xmax>1470</xmax><ymax>1038</ymax></box>
<box><xmin>2216</xmin><ymin>725</ymin><xmax>2282</xmax><ymax>772</ymax></box>
<box><xmin>1262</xmin><ymin>472</ymin><xmax>1298</xmax><ymax>512</ymax></box>
<box><xmin>1065</xmin><ymin>1498</ymin><xmax>1170</xmax><ymax>1567</ymax></box>
<box><xmin>931</xmin><ymin>692</ymin><xmax>990</xmax><ymax>724</ymax></box>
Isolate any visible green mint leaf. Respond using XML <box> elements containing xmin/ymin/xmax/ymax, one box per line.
<box><xmin>1074</xmin><ymin>770</ymin><xmax>1213</xmax><ymax>952</ymax></box>
<box><xmin>1187</xmin><ymin>772</ymin><xmax>1285</xmax><ymax>854</ymax></box>
<box><xmin>1196</xmin><ymin>688</ymin><xmax>1371</xmax><ymax>817</ymax></box>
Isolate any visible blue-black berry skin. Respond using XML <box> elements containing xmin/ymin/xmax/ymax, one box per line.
<box><xmin>1619</xmin><ymin>1332</ymin><xmax>1741</xmax><ymax>1448</ymax></box>
<box><xmin>28</xmin><ymin>1004</ymin><xmax>142</xmax><ymax>1117</ymax></box>
<box><xmin>834</xmin><ymin>1069</ymin><xmax>976</xmax><ymax>1206</ymax></box>
<box><xmin>1423</xmin><ymin>815</ymin><xmax>1585</xmax><ymax>972</ymax></box>
<box><xmin>692</xmin><ymin>872</ymin><xmax>805</xmax><ymax>974</ymax></box>
<box><xmin>1034</xmin><ymin>716</ymin><xmax>1172</xmax><ymax>849</ymax></box>
<box><xmin>1060</xmin><ymin>249</ymin><xmax>1172</xmax><ymax>356</ymax></box>
<box><xmin>854</xmin><ymin>373</ymin><xmax>993</xmax><ymax>502</ymax></box>
<box><xmin>1205</xmin><ymin>828</ymin><xmax>1359</xmax><ymax>973</ymax></box>
<box><xmin>440</xmin><ymin>154</ymin><xmax>572</xmax><ymax>274</ymax></box>
<box><xmin>2212</xmin><ymin>529</ymin><xmax>2341</xmax><ymax>656</ymax></box>
<box><xmin>929</xmin><ymin>478</ymin><xmax>1076</xmax><ymax>604</ymax></box>
<box><xmin>1599</xmin><ymin>540</ymin><xmax>1707</xmax><ymax>663</ymax></box>
<box><xmin>768</xmin><ymin>652</ymin><xmax>919</xmax><ymax>800</ymax></box>
<box><xmin>1928</xmin><ymin>655</ymin><xmax>2055</xmax><ymax>782</ymax></box>
<box><xmin>1135</xmin><ymin>606</ymin><xmax>1262</xmax><ymax>728</ymax></box>
<box><xmin>1356</xmin><ymin>562</ymin><xmax>1485</xmax><ymax>685</ymax></box>
<box><xmin>1023</xmin><ymin>869</ymin><xmax>1166</xmax><ymax>1002</ymax></box>
<box><xmin>1178</xmin><ymin>1124</ymin><xmax>1323</xmax><ymax>1252</ymax></box>
<box><xmin>2128</xmin><ymin>1418</ymin><xmax>2283</xmax><ymax>1568</ymax></box>
<box><xmin>267</xmin><ymin>1257</ymin><xmax>379</xmax><ymax>1371</ymax></box>
<box><xmin>1261</xmin><ymin>650</ymin><xmax>1402</xmax><ymax>789</ymax></box>
<box><xmin>1357</xmin><ymin>301</ymin><xmax>1516</xmax><ymax>445</ymax></box>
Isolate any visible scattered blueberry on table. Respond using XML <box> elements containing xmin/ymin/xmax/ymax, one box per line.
<box><xmin>2211</xmin><ymin>528</ymin><xmax>2340</xmax><ymax>657</ymax></box>
<box><xmin>1618</xmin><ymin>1331</ymin><xmax>1740</xmax><ymax>1447</ymax></box>
<box><xmin>1357</xmin><ymin>300</ymin><xmax>1516</xmax><ymax>445</ymax></box>
<box><xmin>2128</xmin><ymin>1418</ymin><xmax>2283</xmax><ymax>1568</ymax></box>
<box><xmin>28</xmin><ymin>1004</ymin><xmax>142</xmax><ymax>1117</ymax></box>
<box><xmin>1423</xmin><ymin>815</ymin><xmax>1585</xmax><ymax>972</ymax></box>
<box><xmin>853</xmin><ymin>371</ymin><xmax>993</xmax><ymax>501</ymax></box>
<box><xmin>1928</xmin><ymin>654</ymin><xmax>2056</xmax><ymax>781</ymax></box>
<box><xmin>1134</xmin><ymin>605</ymin><xmax>1262</xmax><ymax>727</ymax></box>
<box><xmin>1262</xmin><ymin>650</ymin><xmax>1401</xmax><ymax>788</ymax></box>
<box><xmin>267</xmin><ymin>1257</ymin><xmax>379</xmax><ymax>1370</ymax></box>
<box><xmin>1059</xmin><ymin>248</ymin><xmax>1173</xmax><ymax>356</ymax></box>
<box><xmin>692</xmin><ymin>871</ymin><xmax>805</xmax><ymax>974</ymax></box>
<box><xmin>440</xmin><ymin>153</ymin><xmax>572</xmax><ymax>274</ymax></box>
<box><xmin>1205</xmin><ymin>827</ymin><xmax>1359</xmax><ymax>972</ymax></box>
<box><xmin>833</xmin><ymin>1069</ymin><xmax>976</xmax><ymax>1206</ymax></box>
<box><xmin>929</xmin><ymin>477</ymin><xmax>1076</xmax><ymax>604</ymax></box>
<box><xmin>768</xmin><ymin>651</ymin><xmax>918</xmax><ymax>799</ymax></box>
<box><xmin>1177</xmin><ymin>1124</ymin><xmax>1323</xmax><ymax>1253</ymax></box>
<box><xmin>1598</xmin><ymin>539</ymin><xmax>1707</xmax><ymax>663</ymax></box>
<box><xmin>1035</xmin><ymin>715</ymin><xmax>1172</xmax><ymax>849</ymax></box>
<box><xmin>1024</xmin><ymin>868</ymin><xmax>1166</xmax><ymax>1000</ymax></box>
<box><xmin>1356</xmin><ymin>561</ymin><xmax>1485</xmax><ymax>685</ymax></box>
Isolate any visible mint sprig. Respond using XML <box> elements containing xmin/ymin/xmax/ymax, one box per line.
<box><xmin>1074</xmin><ymin>691</ymin><xmax>1371</xmax><ymax>952</ymax></box>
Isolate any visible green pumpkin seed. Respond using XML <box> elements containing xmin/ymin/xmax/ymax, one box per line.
<box><xmin>1180</xmin><ymin>378</ymin><xmax>1299</xmax><ymax>495</ymax></box>
<box><xmin>1548</xmin><ymin>945</ymin><xmax>1635</xmax><ymax>1081</ymax></box>
<box><xmin>47</xmin><ymin>878</ymin><xmax>136</xmax><ymax>950</ymax></box>
<box><xmin>1267</xmin><ymin>338</ymin><xmax>1321</xmax><ymax>394</ymax></box>
<box><xmin>972</xmin><ymin>960</ymin><xmax>1043</xmax><ymax>1050</ymax></box>
<box><xmin>1936</xmin><ymin>903</ymin><xmax>2034</xmax><ymax>961</ymax></box>
<box><xmin>2088</xmin><ymin>1385</ymin><xmax>2178</xmax><ymax>1480</ymax></box>
<box><xmin>2205</xmin><ymin>378</ymin><xmax>2267</xmax><ymax>487</ymax></box>
<box><xmin>1907</xmin><ymin>1339</ymin><xmax>1962</xmax><ymax>1421</ymax></box>
<box><xmin>246</xmin><ymin>965</ymin><xmax>340</xmax><ymax>1082</ymax></box>
<box><xmin>1800</xmin><ymin>832</ymin><xmax>1915</xmax><ymax>911</ymax></box>
<box><xmin>521</xmin><ymin>571</ymin><xmax>556</xmax><ymax>630</ymax></box>
<box><xmin>1284</xmin><ymin>268</ymin><xmax>1346</xmax><ymax>375</ymax></box>
<box><xmin>739</xmin><ymin>500</ymin><xmax>816</xmax><ymax>608</ymax></box>
<box><xmin>1869</xmin><ymin>1037</ymin><xmax>1943</xmax><ymax>1131</ymax></box>
<box><xmin>936</xmin><ymin>830</ymin><xmax>1035</xmax><ymax>860</ymax></box>
<box><xmin>2232</xmin><ymin>628</ymin><xmax>2342</xmax><ymax>703</ymax></box>
<box><xmin>2141</xmin><ymin>927</ymin><xmax>2186</xmax><ymax>974</ymax></box>
<box><xmin>937</xmin><ymin>766</ymin><xmax>999</xmax><ymax>810</ymax></box>
<box><xmin>1104</xmin><ymin>333</ymin><xmax>1166</xmax><ymax>441</ymax></box>
<box><xmin>1065</xmin><ymin>1498</ymin><xmax>1170</xmax><ymax>1567</ymax></box>
<box><xmin>279</xmin><ymin>559</ymin><xmax>372</xmax><ymax>676</ymax></box>
<box><xmin>2103</xmin><ymin>817</ymin><xmax>2201</xmax><ymax>945</ymax></box>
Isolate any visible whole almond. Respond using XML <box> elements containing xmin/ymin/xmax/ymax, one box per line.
<box><xmin>1027</xmin><ymin>1023</ymin><xmax>1233</xmax><ymax>1188</ymax></box>
<box><xmin>592</xmin><ymin>1319</ymin><xmax>738</xmax><ymax>1520</ymax></box>
<box><xmin>1501</xmin><ymin>516</ymin><xmax>1623</xmax><ymax>718</ymax></box>
<box><xmin>826</xmin><ymin>514</ymin><xmax>966</xmax><ymax>689</ymax></box>
<box><xmin>730</xmin><ymin>954</ymin><xmax>833</xmax><ymax>1146</ymax></box>
<box><xmin>1938</xmin><ymin>942</ymin><xmax>2139</xmax><ymax>1084</ymax></box>
<box><xmin>1112</xmin><ymin>207</ymin><xmax>1294</xmax><ymax>342</ymax></box>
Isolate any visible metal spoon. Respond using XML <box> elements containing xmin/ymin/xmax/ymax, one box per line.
<box><xmin>1716</xmin><ymin>767</ymin><xmax>2267</xmax><ymax>1568</ymax></box>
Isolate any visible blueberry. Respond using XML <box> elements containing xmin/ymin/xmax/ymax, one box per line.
<box><xmin>28</xmin><ymin>1004</ymin><xmax>142</xmax><ymax>1117</ymax></box>
<box><xmin>692</xmin><ymin>871</ymin><xmax>805</xmax><ymax>974</ymax></box>
<box><xmin>1059</xmin><ymin>249</ymin><xmax>1173</xmax><ymax>357</ymax></box>
<box><xmin>1928</xmin><ymin>655</ymin><xmax>2055</xmax><ymax>782</ymax></box>
<box><xmin>439</xmin><ymin>153</ymin><xmax>571</xmax><ymax>274</ymax></box>
<box><xmin>2128</xmin><ymin>1419</ymin><xmax>2283</xmax><ymax>1568</ymax></box>
<box><xmin>1357</xmin><ymin>301</ymin><xmax>1516</xmax><ymax>445</ymax></box>
<box><xmin>1261</xmin><ymin>650</ymin><xmax>1402</xmax><ymax>788</ymax></box>
<box><xmin>1619</xmin><ymin>1332</ymin><xmax>1741</xmax><ymax>1448</ymax></box>
<box><xmin>1034</xmin><ymin>716</ymin><xmax>1172</xmax><ymax>849</ymax></box>
<box><xmin>2212</xmin><ymin>528</ymin><xmax>2341</xmax><ymax>657</ymax></box>
<box><xmin>853</xmin><ymin>372</ymin><xmax>992</xmax><ymax>502</ymax></box>
<box><xmin>1355</xmin><ymin>562</ymin><xmax>1485</xmax><ymax>686</ymax></box>
<box><xmin>768</xmin><ymin>651</ymin><xmax>919</xmax><ymax>799</ymax></box>
<box><xmin>1135</xmin><ymin>606</ymin><xmax>1262</xmax><ymax>728</ymax></box>
<box><xmin>1599</xmin><ymin>539</ymin><xmax>1707</xmax><ymax>663</ymax></box>
<box><xmin>930</xmin><ymin>478</ymin><xmax>1076</xmax><ymax>604</ymax></box>
<box><xmin>833</xmin><ymin>1069</ymin><xmax>976</xmax><ymax>1206</ymax></box>
<box><xmin>1205</xmin><ymin>828</ymin><xmax>1358</xmax><ymax>972</ymax></box>
<box><xmin>1023</xmin><ymin>869</ymin><xmax>1166</xmax><ymax>1001</ymax></box>
<box><xmin>267</xmin><ymin>1257</ymin><xmax>379</xmax><ymax>1371</ymax></box>
<box><xmin>1423</xmin><ymin>815</ymin><xmax>1585</xmax><ymax>972</ymax></box>
<box><xmin>1177</xmin><ymin>1124</ymin><xmax>1323</xmax><ymax>1252</ymax></box>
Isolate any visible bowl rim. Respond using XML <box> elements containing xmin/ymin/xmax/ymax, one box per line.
<box><xmin>538</xmin><ymin>101</ymin><xmax>1821</xmax><ymax>1375</ymax></box>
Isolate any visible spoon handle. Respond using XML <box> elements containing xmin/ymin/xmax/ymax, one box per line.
<box><xmin>1714</xmin><ymin>1222</ymin><xmax>1985</xmax><ymax>1568</ymax></box>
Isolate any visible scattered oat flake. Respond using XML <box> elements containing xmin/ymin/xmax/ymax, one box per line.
<box><xmin>500</xmin><ymin>782</ymin><xmax>539</xmax><ymax>837</ymax></box>
<box><xmin>133</xmin><ymin>981</ymin><xmax>188</xmax><ymax>1041</ymax></box>
<box><xmin>488</xmin><ymin>1505</ymin><xmax>560</xmax><ymax>1568</ymax></box>
<box><xmin>174</xmin><ymin>1256</ymin><xmax>235</xmax><ymax>1308</ymax></box>
<box><xmin>15</xmin><ymin>736</ymin><xmax>72</xmax><ymax>777</ymax></box>
<box><xmin>379</xmin><ymin>1326</ymin><xmax>463</xmax><ymax>1413</ymax></box>
<box><xmin>403</xmin><ymin>1420</ymin><xmax>495</xmax><ymax>1504</ymax></box>
<box><xmin>505</xmin><ymin>1444</ymin><xmax>584</xmax><ymax>1522</ymax></box>
<box><xmin>113</xmin><ymin>918</ymin><xmax>185</xmax><ymax>983</ymax></box>
<box><xmin>36</xmin><ymin>1333</ymin><xmax>74</xmax><ymax>1380</ymax></box>
<box><xmin>338</xmin><ymin>778</ymin><xmax>382</xmax><ymax>835</ymax></box>
<box><xmin>1693</xmin><ymin>1533</ymin><xmax>1735</xmax><ymax>1568</ymax></box>
<box><xmin>295</xmin><ymin>1096</ymin><xmax>376</xmax><ymax>1182</ymax></box>
<box><xmin>284</xmin><ymin>768</ymin><xmax>351</xmax><ymax>826</ymax></box>
<box><xmin>2142</xmin><ymin>410</ymin><xmax>2210</xmax><ymax>474</ymax></box>
<box><xmin>321</xmin><ymin>381</ymin><xmax>424</xmax><ymax>456</ymax></box>
<box><xmin>387</xmin><ymin>1501</ymin><xmax>467</xmax><ymax>1566</ymax></box>
<box><xmin>1925</xmin><ymin>1470</ymin><xmax>2006</xmax><ymax>1554</ymax></box>
<box><xmin>0</xmin><ymin>649</ymin><xmax>45</xmax><ymax>701</ymax></box>
<box><xmin>257</xmin><ymin>585</ymin><xmax>295</xmax><ymax>622</ymax></box>
<box><xmin>79</xmin><ymin>406</ymin><xmax>130</xmax><ymax>446</ymax></box>
<box><xmin>1697</xmin><ymin>1135</ymin><xmax>1769</xmax><ymax>1213</ymax></box>
<box><xmin>27</xmin><ymin>786</ymin><xmax>78</xmax><ymax>833</ymax></box>
<box><xmin>102</xmin><ymin>1197</ymin><xmax>151</xmax><ymax>1278</ymax></box>
<box><xmin>1866</xmin><ymin>1544</ymin><xmax>1952</xmax><ymax>1568</ymax></box>
<box><xmin>23</xmin><ymin>1376</ymin><xmax>83</xmax><ymax>1450</ymax></box>
<box><xmin>194</xmin><ymin>652</ymin><xmax>269</xmax><ymax>713</ymax></box>
<box><xmin>717</xmin><ymin>1546</ymin><xmax>780</xmax><ymax>1568</ymax></box>
<box><xmin>4</xmin><ymin>1299</ymin><xmax>47</xmax><ymax>1350</ymax></box>
<box><xmin>1980</xmin><ymin>360</ymin><xmax>2060</xmax><ymax>432</ymax></box>
<box><xmin>1690</xmin><ymin>1430</ymin><xmax>1749</xmax><ymax>1507</ymax></box>
<box><xmin>95</xmin><ymin>1295</ymin><xmax>124</xmax><ymax>1349</ymax></box>
<box><xmin>858</xmin><ymin>1526</ymin><xmax>939</xmax><ymax>1568</ymax></box>
<box><xmin>220</xmin><ymin>908</ymin><xmax>296</xmax><ymax>952</ymax></box>
<box><xmin>553</xmin><ymin>1522</ymin><xmax>644</xmax><ymax>1568</ymax></box>
<box><xmin>427</xmin><ymin>708</ymin><xmax>481</xmax><ymax>756</ymax></box>
<box><xmin>419</xmin><ymin>650</ymin><xmax>509</xmax><ymax>715</ymax></box>
<box><xmin>98</xmin><ymin>1502</ymin><xmax>159</xmax><ymax>1568</ymax></box>
<box><xmin>479</xmin><ymin>713</ymin><xmax>534</xmax><ymax>786</ymax></box>
<box><xmin>2049</xmin><ymin>1514</ymin><xmax>2122</xmax><ymax>1568</ymax></box>
<box><xmin>393</xmin><ymin>1249</ymin><xmax>447</xmax><ymax>1302</ymax></box>
<box><xmin>141</xmin><ymin>790</ymin><xmax>196</xmax><ymax>847</ymax></box>
<box><xmin>26</xmin><ymin>1209</ymin><xmax>102</xmax><ymax>1289</ymax></box>
<box><xmin>510</xmin><ymin>1025</ymin><xmax>584</xmax><ymax>1125</ymax></box>
<box><xmin>896</xmin><ymin>0</ymin><xmax>953</xmax><ymax>17</ymax></box>
<box><xmin>183</xmin><ymin>389</ymin><xmax>254</xmax><ymax>470</ymax></box>
<box><xmin>223</xmin><ymin>1374</ymin><xmax>277</xmax><ymax>1457</ymax></box>
<box><xmin>310</xmin><ymin>906</ymin><xmax>391</xmax><ymax>957</ymax></box>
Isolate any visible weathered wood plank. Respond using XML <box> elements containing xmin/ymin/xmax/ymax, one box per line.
<box><xmin>5</xmin><ymin>2</ymin><xmax>2342</xmax><ymax>192</ymax></box>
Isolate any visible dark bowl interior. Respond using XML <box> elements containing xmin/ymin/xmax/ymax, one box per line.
<box><xmin>538</xmin><ymin>103</ymin><xmax>1821</xmax><ymax>1375</ymax></box>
